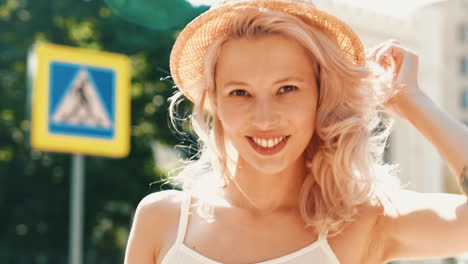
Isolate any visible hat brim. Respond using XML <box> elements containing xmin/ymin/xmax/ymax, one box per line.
<box><xmin>170</xmin><ymin>0</ymin><xmax>366</xmax><ymax>105</ymax></box>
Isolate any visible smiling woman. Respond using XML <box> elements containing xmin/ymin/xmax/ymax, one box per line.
<box><xmin>166</xmin><ymin>1</ymin><xmax>400</xmax><ymax>236</ymax></box>
<box><xmin>124</xmin><ymin>0</ymin><xmax>468</xmax><ymax>264</ymax></box>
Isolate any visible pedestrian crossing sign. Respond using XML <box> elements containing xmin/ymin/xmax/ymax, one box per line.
<box><xmin>29</xmin><ymin>43</ymin><xmax>131</xmax><ymax>157</ymax></box>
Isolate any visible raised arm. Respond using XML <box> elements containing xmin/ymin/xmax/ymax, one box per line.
<box><xmin>369</xmin><ymin>39</ymin><xmax>468</xmax><ymax>183</ymax></box>
<box><xmin>394</xmin><ymin>87</ymin><xmax>468</xmax><ymax>188</ymax></box>
<box><xmin>378</xmin><ymin>189</ymin><xmax>468</xmax><ymax>262</ymax></box>
<box><xmin>367</xmin><ymin>40</ymin><xmax>468</xmax><ymax>262</ymax></box>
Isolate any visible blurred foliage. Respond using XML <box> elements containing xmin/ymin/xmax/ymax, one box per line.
<box><xmin>105</xmin><ymin>0</ymin><xmax>207</xmax><ymax>30</ymax></box>
<box><xmin>0</xmin><ymin>0</ymin><xmax>206</xmax><ymax>262</ymax></box>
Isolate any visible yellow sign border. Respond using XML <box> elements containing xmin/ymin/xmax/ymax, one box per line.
<box><xmin>30</xmin><ymin>43</ymin><xmax>131</xmax><ymax>158</ymax></box>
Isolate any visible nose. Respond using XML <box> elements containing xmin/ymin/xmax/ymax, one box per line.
<box><xmin>251</xmin><ymin>98</ymin><xmax>281</xmax><ymax>130</ymax></box>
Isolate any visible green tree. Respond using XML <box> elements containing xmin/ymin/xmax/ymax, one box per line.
<box><xmin>0</xmin><ymin>0</ymin><xmax>206</xmax><ymax>262</ymax></box>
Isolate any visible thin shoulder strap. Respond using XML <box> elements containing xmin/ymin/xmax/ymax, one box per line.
<box><xmin>318</xmin><ymin>228</ymin><xmax>329</xmax><ymax>241</ymax></box>
<box><xmin>174</xmin><ymin>191</ymin><xmax>192</xmax><ymax>244</ymax></box>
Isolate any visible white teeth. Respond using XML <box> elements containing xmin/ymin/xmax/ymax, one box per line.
<box><xmin>273</xmin><ymin>138</ymin><xmax>279</xmax><ymax>145</ymax></box>
<box><xmin>251</xmin><ymin>136</ymin><xmax>286</xmax><ymax>148</ymax></box>
<box><xmin>267</xmin><ymin>139</ymin><xmax>274</xmax><ymax>148</ymax></box>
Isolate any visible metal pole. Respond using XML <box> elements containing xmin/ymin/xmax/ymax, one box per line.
<box><xmin>69</xmin><ymin>154</ymin><xmax>85</xmax><ymax>264</ymax></box>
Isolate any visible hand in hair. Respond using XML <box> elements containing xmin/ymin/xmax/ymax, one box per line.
<box><xmin>366</xmin><ymin>39</ymin><xmax>422</xmax><ymax>121</ymax></box>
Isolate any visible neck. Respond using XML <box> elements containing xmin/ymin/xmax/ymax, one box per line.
<box><xmin>221</xmin><ymin>154</ymin><xmax>307</xmax><ymax>215</ymax></box>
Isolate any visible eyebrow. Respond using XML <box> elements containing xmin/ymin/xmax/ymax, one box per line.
<box><xmin>223</xmin><ymin>76</ymin><xmax>305</xmax><ymax>88</ymax></box>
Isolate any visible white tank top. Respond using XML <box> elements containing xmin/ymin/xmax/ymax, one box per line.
<box><xmin>161</xmin><ymin>192</ymin><xmax>341</xmax><ymax>264</ymax></box>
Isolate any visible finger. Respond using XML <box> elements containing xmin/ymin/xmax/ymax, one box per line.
<box><xmin>378</xmin><ymin>45</ymin><xmax>409</xmax><ymax>75</ymax></box>
<box><xmin>366</xmin><ymin>39</ymin><xmax>401</xmax><ymax>61</ymax></box>
<box><xmin>367</xmin><ymin>42</ymin><xmax>388</xmax><ymax>61</ymax></box>
<box><xmin>376</xmin><ymin>43</ymin><xmax>407</xmax><ymax>63</ymax></box>
<box><xmin>375</xmin><ymin>43</ymin><xmax>395</xmax><ymax>64</ymax></box>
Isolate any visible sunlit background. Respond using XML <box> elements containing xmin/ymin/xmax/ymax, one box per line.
<box><xmin>0</xmin><ymin>0</ymin><xmax>467</xmax><ymax>263</ymax></box>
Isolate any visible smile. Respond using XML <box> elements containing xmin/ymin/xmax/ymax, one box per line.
<box><xmin>252</xmin><ymin>136</ymin><xmax>287</xmax><ymax>148</ymax></box>
<box><xmin>246</xmin><ymin>136</ymin><xmax>290</xmax><ymax>155</ymax></box>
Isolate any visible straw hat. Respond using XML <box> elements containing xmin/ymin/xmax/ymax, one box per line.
<box><xmin>169</xmin><ymin>0</ymin><xmax>366</xmax><ymax>104</ymax></box>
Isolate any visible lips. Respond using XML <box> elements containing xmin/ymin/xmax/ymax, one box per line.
<box><xmin>246</xmin><ymin>135</ymin><xmax>290</xmax><ymax>155</ymax></box>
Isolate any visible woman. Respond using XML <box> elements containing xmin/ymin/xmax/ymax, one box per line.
<box><xmin>125</xmin><ymin>0</ymin><xmax>468</xmax><ymax>263</ymax></box>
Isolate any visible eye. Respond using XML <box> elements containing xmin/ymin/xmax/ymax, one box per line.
<box><xmin>229</xmin><ymin>89</ymin><xmax>250</xmax><ymax>97</ymax></box>
<box><xmin>278</xmin><ymin>85</ymin><xmax>298</xmax><ymax>94</ymax></box>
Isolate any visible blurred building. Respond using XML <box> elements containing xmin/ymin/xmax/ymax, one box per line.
<box><xmin>316</xmin><ymin>0</ymin><xmax>468</xmax><ymax>263</ymax></box>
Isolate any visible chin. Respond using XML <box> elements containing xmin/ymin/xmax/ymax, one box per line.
<box><xmin>244</xmin><ymin>157</ymin><xmax>291</xmax><ymax>175</ymax></box>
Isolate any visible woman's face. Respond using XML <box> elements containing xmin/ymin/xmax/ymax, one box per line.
<box><xmin>214</xmin><ymin>34</ymin><xmax>319</xmax><ymax>174</ymax></box>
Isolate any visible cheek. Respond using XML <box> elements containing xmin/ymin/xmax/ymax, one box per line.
<box><xmin>291</xmin><ymin>96</ymin><xmax>317</xmax><ymax>135</ymax></box>
<box><xmin>217</xmin><ymin>105</ymin><xmax>245</xmax><ymax>133</ymax></box>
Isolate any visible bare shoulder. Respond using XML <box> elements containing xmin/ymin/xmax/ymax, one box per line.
<box><xmin>137</xmin><ymin>189</ymin><xmax>186</xmax><ymax>213</ymax></box>
<box><xmin>348</xmin><ymin>200</ymin><xmax>385</xmax><ymax>234</ymax></box>
<box><xmin>134</xmin><ymin>189</ymin><xmax>187</xmax><ymax>239</ymax></box>
<box><xmin>323</xmin><ymin>201</ymin><xmax>386</xmax><ymax>263</ymax></box>
<box><xmin>352</xmin><ymin>200</ymin><xmax>389</xmax><ymax>263</ymax></box>
<box><xmin>124</xmin><ymin>190</ymin><xmax>186</xmax><ymax>264</ymax></box>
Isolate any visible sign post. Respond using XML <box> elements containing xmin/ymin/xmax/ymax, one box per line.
<box><xmin>28</xmin><ymin>43</ymin><xmax>131</xmax><ymax>264</ymax></box>
<box><xmin>70</xmin><ymin>154</ymin><xmax>84</xmax><ymax>264</ymax></box>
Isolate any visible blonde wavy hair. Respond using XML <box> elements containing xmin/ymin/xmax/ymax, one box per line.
<box><xmin>167</xmin><ymin>7</ymin><xmax>402</xmax><ymax>235</ymax></box>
